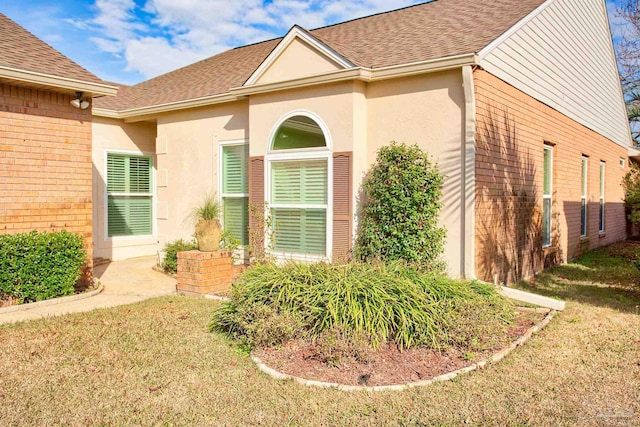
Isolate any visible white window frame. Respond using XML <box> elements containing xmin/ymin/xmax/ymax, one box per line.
<box><xmin>103</xmin><ymin>149</ymin><xmax>156</xmax><ymax>241</ymax></box>
<box><xmin>265</xmin><ymin>110</ymin><xmax>333</xmax><ymax>262</ymax></box>
<box><xmin>218</xmin><ymin>139</ymin><xmax>249</xmax><ymax>247</ymax></box>
<box><xmin>581</xmin><ymin>156</ymin><xmax>588</xmax><ymax>238</ymax></box>
<box><xmin>599</xmin><ymin>161</ymin><xmax>605</xmax><ymax>233</ymax></box>
<box><xmin>542</xmin><ymin>145</ymin><xmax>553</xmax><ymax>248</ymax></box>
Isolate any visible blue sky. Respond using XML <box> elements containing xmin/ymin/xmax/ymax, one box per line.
<box><xmin>0</xmin><ymin>0</ymin><xmax>629</xmax><ymax>85</ymax></box>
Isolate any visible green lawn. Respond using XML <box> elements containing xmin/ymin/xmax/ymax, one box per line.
<box><xmin>1</xmin><ymin>243</ymin><xmax>639</xmax><ymax>426</ymax></box>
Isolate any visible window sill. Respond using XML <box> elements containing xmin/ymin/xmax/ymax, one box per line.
<box><xmin>598</xmin><ymin>232</ymin><xmax>606</xmax><ymax>238</ymax></box>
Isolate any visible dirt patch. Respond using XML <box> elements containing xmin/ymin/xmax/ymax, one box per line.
<box><xmin>253</xmin><ymin>309</ymin><xmax>545</xmax><ymax>387</ymax></box>
<box><xmin>0</xmin><ymin>296</ymin><xmax>20</xmax><ymax>308</ymax></box>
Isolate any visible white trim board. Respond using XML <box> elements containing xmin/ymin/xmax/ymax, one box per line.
<box><xmin>0</xmin><ymin>65</ymin><xmax>118</xmax><ymax>96</ymax></box>
<box><xmin>478</xmin><ymin>0</ymin><xmax>556</xmax><ymax>59</ymax></box>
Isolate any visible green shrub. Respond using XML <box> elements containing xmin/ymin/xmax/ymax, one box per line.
<box><xmin>162</xmin><ymin>232</ymin><xmax>240</xmax><ymax>274</ymax></box>
<box><xmin>0</xmin><ymin>230</ymin><xmax>87</xmax><ymax>303</ymax></box>
<box><xmin>162</xmin><ymin>239</ymin><xmax>198</xmax><ymax>273</ymax></box>
<box><xmin>624</xmin><ymin>163</ymin><xmax>640</xmax><ymax>225</ymax></box>
<box><xmin>354</xmin><ymin>142</ymin><xmax>446</xmax><ymax>268</ymax></box>
<box><xmin>211</xmin><ymin>262</ymin><xmax>514</xmax><ymax>352</ymax></box>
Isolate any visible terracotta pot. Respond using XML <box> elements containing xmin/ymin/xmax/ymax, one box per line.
<box><xmin>195</xmin><ymin>219</ymin><xmax>221</xmax><ymax>252</ymax></box>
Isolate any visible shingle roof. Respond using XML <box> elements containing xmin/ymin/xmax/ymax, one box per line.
<box><xmin>0</xmin><ymin>13</ymin><xmax>104</xmax><ymax>85</ymax></box>
<box><xmin>95</xmin><ymin>0</ymin><xmax>545</xmax><ymax>111</ymax></box>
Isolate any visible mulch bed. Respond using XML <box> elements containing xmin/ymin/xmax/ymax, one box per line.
<box><xmin>253</xmin><ymin>309</ymin><xmax>545</xmax><ymax>387</ymax></box>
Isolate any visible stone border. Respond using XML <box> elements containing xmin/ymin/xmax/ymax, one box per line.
<box><xmin>0</xmin><ymin>282</ymin><xmax>104</xmax><ymax>315</ymax></box>
<box><xmin>251</xmin><ymin>309</ymin><xmax>557</xmax><ymax>392</ymax></box>
<box><xmin>204</xmin><ymin>294</ymin><xmax>230</xmax><ymax>302</ymax></box>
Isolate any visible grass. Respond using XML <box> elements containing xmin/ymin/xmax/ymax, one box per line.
<box><xmin>1</xmin><ymin>242</ymin><xmax>639</xmax><ymax>426</ymax></box>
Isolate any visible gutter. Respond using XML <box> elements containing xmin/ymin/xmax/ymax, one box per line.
<box><xmin>0</xmin><ymin>66</ymin><xmax>118</xmax><ymax>96</ymax></box>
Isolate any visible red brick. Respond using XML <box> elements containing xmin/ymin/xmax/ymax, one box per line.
<box><xmin>0</xmin><ymin>83</ymin><xmax>93</xmax><ymax>283</ymax></box>
<box><xmin>176</xmin><ymin>250</ymin><xmax>241</xmax><ymax>294</ymax></box>
<box><xmin>474</xmin><ymin>70</ymin><xmax>628</xmax><ymax>283</ymax></box>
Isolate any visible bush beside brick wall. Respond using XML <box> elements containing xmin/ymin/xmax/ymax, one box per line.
<box><xmin>0</xmin><ymin>83</ymin><xmax>93</xmax><ymax>281</ymax></box>
<box><xmin>474</xmin><ymin>69</ymin><xmax>629</xmax><ymax>283</ymax></box>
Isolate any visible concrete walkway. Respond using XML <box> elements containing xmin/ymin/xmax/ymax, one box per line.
<box><xmin>0</xmin><ymin>256</ymin><xmax>177</xmax><ymax>325</ymax></box>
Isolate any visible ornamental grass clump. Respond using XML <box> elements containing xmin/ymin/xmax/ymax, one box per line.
<box><xmin>211</xmin><ymin>262</ymin><xmax>514</xmax><ymax>353</ymax></box>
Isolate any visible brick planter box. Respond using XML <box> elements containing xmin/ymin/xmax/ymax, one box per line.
<box><xmin>176</xmin><ymin>250</ymin><xmax>244</xmax><ymax>295</ymax></box>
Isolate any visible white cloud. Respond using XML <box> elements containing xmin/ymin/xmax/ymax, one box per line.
<box><xmin>124</xmin><ymin>37</ymin><xmax>211</xmax><ymax>77</ymax></box>
<box><xmin>86</xmin><ymin>0</ymin><xmax>423</xmax><ymax>79</ymax></box>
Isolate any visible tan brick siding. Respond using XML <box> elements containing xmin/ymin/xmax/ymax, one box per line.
<box><xmin>474</xmin><ymin>69</ymin><xmax>629</xmax><ymax>283</ymax></box>
<box><xmin>0</xmin><ymin>83</ymin><xmax>93</xmax><ymax>279</ymax></box>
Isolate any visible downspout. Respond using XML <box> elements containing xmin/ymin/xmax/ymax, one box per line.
<box><xmin>461</xmin><ymin>65</ymin><xmax>476</xmax><ymax>279</ymax></box>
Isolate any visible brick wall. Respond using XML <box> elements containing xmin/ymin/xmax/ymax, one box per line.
<box><xmin>176</xmin><ymin>250</ymin><xmax>244</xmax><ymax>295</ymax></box>
<box><xmin>0</xmin><ymin>83</ymin><xmax>93</xmax><ymax>279</ymax></box>
<box><xmin>474</xmin><ymin>69</ymin><xmax>629</xmax><ymax>283</ymax></box>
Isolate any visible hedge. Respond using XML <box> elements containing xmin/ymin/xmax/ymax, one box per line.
<box><xmin>0</xmin><ymin>230</ymin><xmax>87</xmax><ymax>303</ymax></box>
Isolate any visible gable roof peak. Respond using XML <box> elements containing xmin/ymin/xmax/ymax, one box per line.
<box><xmin>243</xmin><ymin>25</ymin><xmax>356</xmax><ymax>86</ymax></box>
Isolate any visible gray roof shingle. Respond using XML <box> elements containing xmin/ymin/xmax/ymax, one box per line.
<box><xmin>0</xmin><ymin>13</ymin><xmax>104</xmax><ymax>85</ymax></box>
<box><xmin>95</xmin><ymin>0</ymin><xmax>545</xmax><ymax>111</ymax></box>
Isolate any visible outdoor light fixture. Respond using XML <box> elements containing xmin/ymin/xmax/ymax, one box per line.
<box><xmin>70</xmin><ymin>91</ymin><xmax>90</xmax><ymax>110</ymax></box>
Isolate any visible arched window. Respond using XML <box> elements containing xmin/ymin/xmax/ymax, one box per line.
<box><xmin>272</xmin><ymin>116</ymin><xmax>327</xmax><ymax>150</ymax></box>
<box><xmin>268</xmin><ymin>114</ymin><xmax>331</xmax><ymax>258</ymax></box>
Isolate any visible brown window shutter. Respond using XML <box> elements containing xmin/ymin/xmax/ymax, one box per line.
<box><xmin>249</xmin><ymin>156</ymin><xmax>265</xmax><ymax>256</ymax></box>
<box><xmin>333</xmin><ymin>151</ymin><xmax>352</xmax><ymax>261</ymax></box>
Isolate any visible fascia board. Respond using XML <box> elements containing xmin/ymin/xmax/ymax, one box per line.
<box><xmin>0</xmin><ymin>66</ymin><xmax>118</xmax><ymax>96</ymax></box>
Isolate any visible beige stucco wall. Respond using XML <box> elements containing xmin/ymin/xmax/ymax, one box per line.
<box><xmin>249</xmin><ymin>80</ymin><xmax>358</xmax><ymax>155</ymax></box>
<box><xmin>367</xmin><ymin>71</ymin><xmax>466</xmax><ymax>276</ymax></box>
<box><xmin>155</xmin><ymin>101</ymin><xmax>249</xmax><ymax>247</ymax></box>
<box><xmin>249</xmin><ymin>71</ymin><xmax>465</xmax><ymax>274</ymax></box>
<box><xmin>92</xmin><ymin>117</ymin><xmax>157</xmax><ymax>260</ymax></box>
<box><xmin>255</xmin><ymin>38</ymin><xmax>343</xmax><ymax>85</ymax></box>
<box><xmin>93</xmin><ymin>71</ymin><xmax>466</xmax><ymax>274</ymax></box>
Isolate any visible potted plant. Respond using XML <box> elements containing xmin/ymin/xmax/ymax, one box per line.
<box><xmin>191</xmin><ymin>194</ymin><xmax>221</xmax><ymax>252</ymax></box>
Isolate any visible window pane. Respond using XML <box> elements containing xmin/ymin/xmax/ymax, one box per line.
<box><xmin>542</xmin><ymin>198</ymin><xmax>551</xmax><ymax>247</ymax></box>
<box><xmin>272</xmin><ymin>160</ymin><xmax>327</xmax><ymax>205</ymax></box>
<box><xmin>581</xmin><ymin>199</ymin><xmax>587</xmax><ymax>237</ymax></box>
<box><xmin>107</xmin><ymin>154</ymin><xmax>127</xmax><ymax>193</ymax></box>
<box><xmin>223</xmin><ymin>197</ymin><xmax>249</xmax><ymax>245</ymax></box>
<box><xmin>543</xmin><ymin>148</ymin><xmax>552</xmax><ymax>195</ymax></box>
<box><xmin>272</xmin><ymin>208</ymin><xmax>326</xmax><ymax>256</ymax></box>
<box><xmin>128</xmin><ymin>156</ymin><xmax>151</xmax><ymax>193</ymax></box>
<box><xmin>108</xmin><ymin>196</ymin><xmax>152</xmax><ymax>237</ymax></box>
<box><xmin>581</xmin><ymin>157</ymin><xmax>587</xmax><ymax>195</ymax></box>
<box><xmin>223</xmin><ymin>145</ymin><xmax>248</xmax><ymax>194</ymax></box>
<box><xmin>581</xmin><ymin>157</ymin><xmax>587</xmax><ymax>237</ymax></box>
<box><xmin>107</xmin><ymin>153</ymin><xmax>153</xmax><ymax>237</ymax></box>
<box><xmin>600</xmin><ymin>162</ymin><xmax>605</xmax><ymax>232</ymax></box>
<box><xmin>273</xmin><ymin>116</ymin><xmax>326</xmax><ymax>150</ymax></box>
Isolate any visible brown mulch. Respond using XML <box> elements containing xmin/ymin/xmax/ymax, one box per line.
<box><xmin>253</xmin><ymin>310</ymin><xmax>546</xmax><ymax>387</ymax></box>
